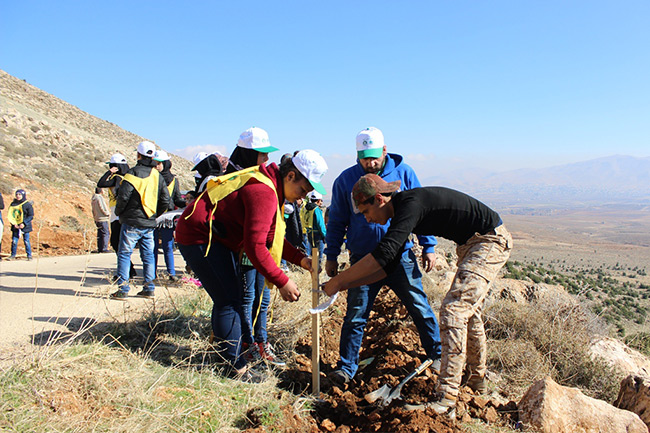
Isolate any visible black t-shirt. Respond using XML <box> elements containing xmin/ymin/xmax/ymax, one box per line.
<box><xmin>372</xmin><ymin>187</ymin><xmax>502</xmax><ymax>271</ymax></box>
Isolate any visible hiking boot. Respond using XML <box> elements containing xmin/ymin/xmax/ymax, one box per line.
<box><xmin>227</xmin><ymin>365</ymin><xmax>268</xmax><ymax>384</ymax></box>
<box><xmin>467</xmin><ymin>376</ymin><xmax>488</xmax><ymax>395</ymax></box>
<box><xmin>404</xmin><ymin>394</ymin><xmax>457</xmax><ymax>419</ymax></box>
<box><xmin>136</xmin><ymin>290</ymin><xmax>155</xmax><ymax>299</ymax></box>
<box><xmin>328</xmin><ymin>369</ymin><xmax>351</xmax><ymax>387</ymax></box>
<box><xmin>110</xmin><ymin>290</ymin><xmax>128</xmax><ymax>300</ymax></box>
<box><xmin>257</xmin><ymin>342</ymin><xmax>286</xmax><ymax>367</ymax></box>
<box><xmin>242</xmin><ymin>343</ymin><xmax>262</xmax><ymax>364</ymax></box>
<box><xmin>168</xmin><ymin>275</ymin><xmax>180</xmax><ymax>282</ymax></box>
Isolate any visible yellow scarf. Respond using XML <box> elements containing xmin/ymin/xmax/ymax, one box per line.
<box><xmin>121</xmin><ymin>168</ymin><xmax>161</xmax><ymax>218</ymax></box>
<box><xmin>185</xmin><ymin>166</ymin><xmax>286</xmax><ymax>283</ymax></box>
<box><xmin>167</xmin><ymin>178</ymin><xmax>176</xmax><ymax>198</ymax></box>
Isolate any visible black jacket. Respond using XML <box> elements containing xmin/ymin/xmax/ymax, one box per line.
<box><xmin>115</xmin><ymin>159</ymin><xmax>171</xmax><ymax>228</ymax></box>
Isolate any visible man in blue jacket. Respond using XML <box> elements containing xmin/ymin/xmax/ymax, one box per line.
<box><xmin>325</xmin><ymin>127</ymin><xmax>441</xmax><ymax>385</ymax></box>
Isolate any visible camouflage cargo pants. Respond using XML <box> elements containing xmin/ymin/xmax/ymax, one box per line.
<box><xmin>437</xmin><ymin>225</ymin><xmax>512</xmax><ymax>398</ymax></box>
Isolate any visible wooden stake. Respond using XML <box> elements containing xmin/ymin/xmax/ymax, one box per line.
<box><xmin>311</xmin><ymin>246</ymin><xmax>321</xmax><ymax>396</ymax></box>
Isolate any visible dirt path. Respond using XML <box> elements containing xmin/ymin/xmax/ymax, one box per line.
<box><xmin>0</xmin><ymin>251</ymin><xmax>188</xmax><ymax>358</ymax></box>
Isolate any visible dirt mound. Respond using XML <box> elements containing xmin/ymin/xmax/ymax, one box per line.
<box><xmin>253</xmin><ymin>290</ymin><xmax>520</xmax><ymax>432</ymax></box>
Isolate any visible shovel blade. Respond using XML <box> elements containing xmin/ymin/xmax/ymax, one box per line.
<box><xmin>364</xmin><ymin>384</ymin><xmax>392</xmax><ymax>404</ymax></box>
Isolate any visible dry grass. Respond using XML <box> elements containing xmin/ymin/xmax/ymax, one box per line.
<box><xmin>484</xmin><ymin>295</ymin><xmax>623</xmax><ymax>402</ymax></box>
<box><xmin>0</xmin><ymin>271</ymin><xmax>318</xmax><ymax>433</ymax></box>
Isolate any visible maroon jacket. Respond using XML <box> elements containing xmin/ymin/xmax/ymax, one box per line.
<box><xmin>175</xmin><ymin>163</ymin><xmax>305</xmax><ymax>288</ymax></box>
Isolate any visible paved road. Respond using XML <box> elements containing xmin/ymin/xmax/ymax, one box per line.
<box><xmin>0</xmin><ymin>251</ymin><xmax>188</xmax><ymax>355</ymax></box>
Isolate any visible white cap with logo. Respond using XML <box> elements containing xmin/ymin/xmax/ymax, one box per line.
<box><xmin>292</xmin><ymin>149</ymin><xmax>328</xmax><ymax>195</ymax></box>
<box><xmin>308</xmin><ymin>190</ymin><xmax>323</xmax><ymax>201</ymax></box>
<box><xmin>153</xmin><ymin>150</ymin><xmax>170</xmax><ymax>162</ymax></box>
<box><xmin>355</xmin><ymin>127</ymin><xmax>385</xmax><ymax>159</ymax></box>
<box><xmin>106</xmin><ymin>153</ymin><xmax>127</xmax><ymax>164</ymax></box>
<box><xmin>237</xmin><ymin>127</ymin><xmax>279</xmax><ymax>153</ymax></box>
<box><xmin>136</xmin><ymin>141</ymin><xmax>156</xmax><ymax>157</ymax></box>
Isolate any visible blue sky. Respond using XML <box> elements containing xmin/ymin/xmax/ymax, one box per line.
<box><xmin>2</xmin><ymin>1</ymin><xmax>649</xmax><ymax>184</ymax></box>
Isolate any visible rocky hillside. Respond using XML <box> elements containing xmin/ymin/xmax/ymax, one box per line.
<box><xmin>0</xmin><ymin>69</ymin><xmax>194</xmax><ymax>256</ymax></box>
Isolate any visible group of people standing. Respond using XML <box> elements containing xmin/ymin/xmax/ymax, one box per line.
<box><xmin>1</xmin><ymin>123</ymin><xmax>511</xmax><ymax>416</ymax></box>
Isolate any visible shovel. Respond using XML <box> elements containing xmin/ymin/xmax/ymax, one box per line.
<box><xmin>364</xmin><ymin>358</ymin><xmax>434</xmax><ymax>406</ymax></box>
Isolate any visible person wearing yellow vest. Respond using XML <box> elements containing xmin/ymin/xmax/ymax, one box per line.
<box><xmin>303</xmin><ymin>190</ymin><xmax>327</xmax><ymax>268</ymax></box>
<box><xmin>97</xmin><ymin>153</ymin><xmax>136</xmax><ymax>280</ymax></box>
<box><xmin>110</xmin><ymin>141</ymin><xmax>171</xmax><ymax>300</ymax></box>
<box><xmin>8</xmin><ymin>189</ymin><xmax>34</xmax><ymax>260</ymax></box>
<box><xmin>152</xmin><ymin>149</ymin><xmax>186</xmax><ymax>282</ymax></box>
<box><xmin>176</xmin><ymin>138</ymin><xmax>328</xmax><ymax>381</ymax></box>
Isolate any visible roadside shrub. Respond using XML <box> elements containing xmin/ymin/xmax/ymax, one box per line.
<box><xmin>485</xmin><ymin>297</ymin><xmax>621</xmax><ymax>402</ymax></box>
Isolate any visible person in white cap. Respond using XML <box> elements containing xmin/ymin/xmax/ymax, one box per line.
<box><xmin>152</xmin><ymin>149</ymin><xmax>187</xmax><ymax>282</ymax></box>
<box><xmin>175</xmin><ymin>145</ymin><xmax>327</xmax><ymax>381</ymax></box>
<box><xmin>303</xmin><ymin>190</ymin><xmax>327</xmax><ymax>269</ymax></box>
<box><xmin>110</xmin><ymin>141</ymin><xmax>171</xmax><ymax>300</ymax></box>
<box><xmin>224</xmin><ymin>127</ymin><xmax>284</xmax><ymax>364</ymax></box>
<box><xmin>97</xmin><ymin>153</ymin><xmax>136</xmax><ymax>279</ymax></box>
<box><xmin>324</xmin><ymin>127</ymin><xmax>441</xmax><ymax>386</ymax></box>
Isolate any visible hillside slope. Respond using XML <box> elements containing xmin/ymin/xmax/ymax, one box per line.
<box><xmin>0</xmin><ymin>69</ymin><xmax>194</xmax><ymax>255</ymax></box>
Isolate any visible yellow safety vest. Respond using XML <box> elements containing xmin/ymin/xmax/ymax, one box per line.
<box><xmin>8</xmin><ymin>202</ymin><xmax>25</xmax><ymax>226</ymax></box>
<box><xmin>185</xmin><ymin>166</ymin><xmax>286</xmax><ymax>283</ymax></box>
<box><xmin>120</xmin><ymin>169</ymin><xmax>161</xmax><ymax>218</ymax></box>
<box><xmin>167</xmin><ymin>178</ymin><xmax>176</xmax><ymax>198</ymax></box>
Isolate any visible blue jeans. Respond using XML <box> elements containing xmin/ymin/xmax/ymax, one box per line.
<box><xmin>241</xmin><ymin>266</ymin><xmax>270</xmax><ymax>344</ymax></box>
<box><xmin>336</xmin><ymin>249</ymin><xmax>441</xmax><ymax>378</ymax></box>
<box><xmin>11</xmin><ymin>230</ymin><xmax>32</xmax><ymax>258</ymax></box>
<box><xmin>154</xmin><ymin>227</ymin><xmax>176</xmax><ymax>276</ymax></box>
<box><xmin>178</xmin><ymin>242</ymin><xmax>247</xmax><ymax>369</ymax></box>
<box><xmin>116</xmin><ymin>224</ymin><xmax>155</xmax><ymax>293</ymax></box>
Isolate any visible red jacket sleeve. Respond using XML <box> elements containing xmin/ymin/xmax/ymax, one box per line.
<box><xmin>239</xmin><ymin>183</ymin><xmax>290</xmax><ymax>287</ymax></box>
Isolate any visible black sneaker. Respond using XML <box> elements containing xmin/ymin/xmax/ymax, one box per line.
<box><xmin>136</xmin><ymin>290</ymin><xmax>155</xmax><ymax>299</ymax></box>
<box><xmin>328</xmin><ymin>369</ymin><xmax>351</xmax><ymax>387</ymax></box>
<box><xmin>110</xmin><ymin>290</ymin><xmax>128</xmax><ymax>300</ymax></box>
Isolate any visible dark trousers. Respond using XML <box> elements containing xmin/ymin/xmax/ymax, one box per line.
<box><xmin>95</xmin><ymin>221</ymin><xmax>110</xmax><ymax>252</ymax></box>
<box><xmin>178</xmin><ymin>242</ymin><xmax>247</xmax><ymax>369</ymax></box>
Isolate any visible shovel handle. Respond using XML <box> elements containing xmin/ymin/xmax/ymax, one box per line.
<box><xmin>396</xmin><ymin>358</ymin><xmax>434</xmax><ymax>388</ymax></box>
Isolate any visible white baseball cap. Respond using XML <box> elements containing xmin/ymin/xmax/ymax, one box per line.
<box><xmin>293</xmin><ymin>149</ymin><xmax>328</xmax><ymax>195</ymax></box>
<box><xmin>237</xmin><ymin>127</ymin><xmax>279</xmax><ymax>153</ymax></box>
<box><xmin>308</xmin><ymin>191</ymin><xmax>323</xmax><ymax>201</ymax></box>
<box><xmin>137</xmin><ymin>141</ymin><xmax>156</xmax><ymax>157</ymax></box>
<box><xmin>356</xmin><ymin>127</ymin><xmax>385</xmax><ymax>159</ymax></box>
<box><xmin>106</xmin><ymin>153</ymin><xmax>127</xmax><ymax>164</ymax></box>
<box><xmin>153</xmin><ymin>150</ymin><xmax>170</xmax><ymax>162</ymax></box>
<box><xmin>192</xmin><ymin>152</ymin><xmax>209</xmax><ymax>166</ymax></box>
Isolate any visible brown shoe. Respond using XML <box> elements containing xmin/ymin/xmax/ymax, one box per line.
<box><xmin>467</xmin><ymin>376</ymin><xmax>487</xmax><ymax>395</ymax></box>
<box><xmin>404</xmin><ymin>394</ymin><xmax>457</xmax><ymax>419</ymax></box>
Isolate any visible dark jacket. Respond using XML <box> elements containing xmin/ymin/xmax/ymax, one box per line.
<box><xmin>9</xmin><ymin>198</ymin><xmax>34</xmax><ymax>233</ymax></box>
<box><xmin>284</xmin><ymin>201</ymin><xmax>304</xmax><ymax>251</ymax></box>
<box><xmin>115</xmin><ymin>158</ymin><xmax>171</xmax><ymax>228</ymax></box>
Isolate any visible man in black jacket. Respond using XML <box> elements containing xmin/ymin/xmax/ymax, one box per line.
<box><xmin>111</xmin><ymin>141</ymin><xmax>171</xmax><ymax>299</ymax></box>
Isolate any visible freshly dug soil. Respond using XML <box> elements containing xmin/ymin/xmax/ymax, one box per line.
<box><xmin>248</xmin><ymin>289</ymin><xmax>520</xmax><ymax>432</ymax></box>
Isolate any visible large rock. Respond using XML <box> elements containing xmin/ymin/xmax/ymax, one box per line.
<box><xmin>614</xmin><ymin>374</ymin><xmax>650</xmax><ymax>430</ymax></box>
<box><xmin>518</xmin><ymin>377</ymin><xmax>647</xmax><ymax>433</ymax></box>
<box><xmin>591</xmin><ymin>337</ymin><xmax>650</xmax><ymax>377</ymax></box>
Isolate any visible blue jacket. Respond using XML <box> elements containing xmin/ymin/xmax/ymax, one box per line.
<box><xmin>325</xmin><ymin>153</ymin><xmax>437</xmax><ymax>260</ymax></box>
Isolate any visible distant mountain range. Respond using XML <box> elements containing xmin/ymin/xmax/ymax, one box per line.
<box><xmin>421</xmin><ymin>155</ymin><xmax>650</xmax><ymax>210</ymax></box>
